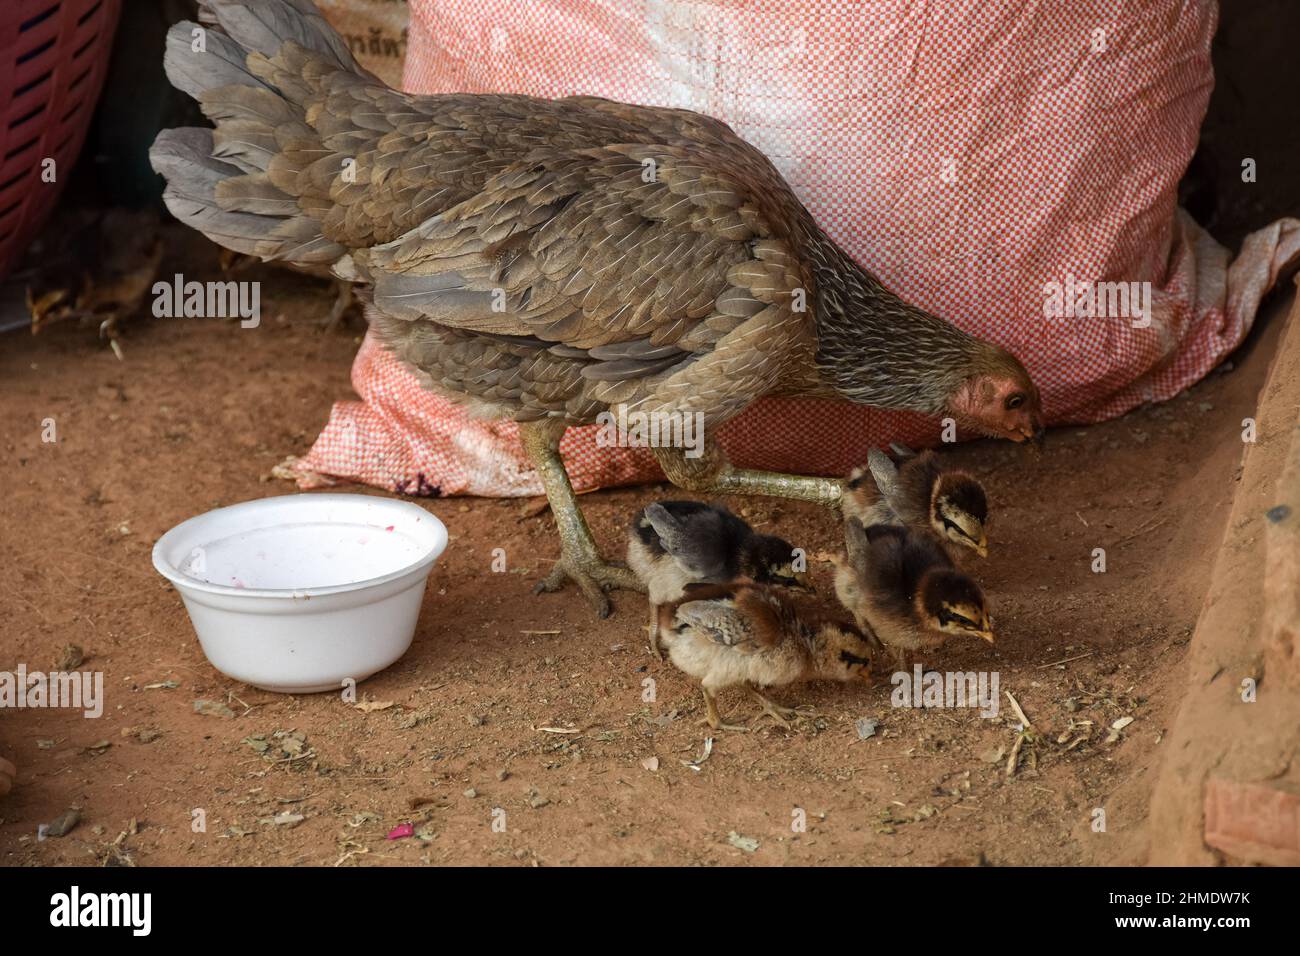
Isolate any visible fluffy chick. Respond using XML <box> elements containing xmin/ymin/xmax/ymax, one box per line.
<box><xmin>844</xmin><ymin>448</ymin><xmax>989</xmax><ymax>558</ymax></box>
<box><xmin>835</xmin><ymin>521</ymin><xmax>993</xmax><ymax>671</ymax></box>
<box><xmin>627</xmin><ymin>501</ymin><xmax>811</xmax><ymax>658</ymax></box>
<box><xmin>657</xmin><ymin>582</ymin><xmax>878</xmax><ymax>731</ymax></box>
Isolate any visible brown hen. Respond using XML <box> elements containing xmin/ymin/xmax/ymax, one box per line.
<box><xmin>151</xmin><ymin>0</ymin><xmax>1042</xmax><ymax>617</ymax></box>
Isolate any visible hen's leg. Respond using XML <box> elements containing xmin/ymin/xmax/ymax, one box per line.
<box><xmin>518</xmin><ymin>420</ymin><xmax>643</xmax><ymax>618</ymax></box>
<box><xmin>653</xmin><ymin>439</ymin><xmax>843</xmax><ymax>507</ymax></box>
<box><xmin>321</xmin><ymin>278</ymin><xmax>356</xmax><ymax>332</ymax></box>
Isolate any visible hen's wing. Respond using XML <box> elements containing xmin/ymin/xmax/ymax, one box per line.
<box><xmin>359</xmin><ymin>123</ymin><xmax>813</xmax><ymax>423</ymax></box>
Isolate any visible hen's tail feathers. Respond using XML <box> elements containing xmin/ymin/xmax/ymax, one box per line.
<box><xmin>194</xmin><ymin>0</ymin><xmax>363</xmax><ymax>75</ymax></box>
<box><xmin>151</xmin><ymin>0</ymin><xmax>375</xmax><ymax>265</ymax></box>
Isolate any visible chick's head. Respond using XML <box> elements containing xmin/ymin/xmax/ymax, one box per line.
<box><xmin>931</xmin><ymin>473</ymin><xmax>989</xmax><ymax>556</ymax></box>
<box><xmin>743</xmin><ymin>533</ymin><xmax>813</xmax><ymax>592</ymax></box>
<box><xmin>813</xmin><ymin>622</ymin><xmax>878</xmax><ymax>684</ymax></box>
<box><xmin>843</xmin><ymin>465</ymin><xmax>878</xmax><ymax>514</ymax></box>
<box><xmin>915</xmin><ymin>568</ymin><xmax>994</xmax><ymax>643</ymax></box>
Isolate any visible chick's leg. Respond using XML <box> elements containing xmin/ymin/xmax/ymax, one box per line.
<box><xmin>648</xmin><ymin>603</ymin><xmax>663</xmax><ymax>660</ymax></box>
<box><xmin>519</xmin><ymin>420</ymin><xmax>643</xmax><ymax>619</ymax></box>
<box><xmin>748</xmin><ymin>687</ymin><xmax>813</xmax><ymax>727</ymax></box>
<box><xmin>653</xmin><ymin>440</ymin><xmax>843</xmax><ymax>507</ymax></box>
<box><xmin>702</xmin><ymin>687</ymin><xmax>748</xmax><ymax>733</ymax></box>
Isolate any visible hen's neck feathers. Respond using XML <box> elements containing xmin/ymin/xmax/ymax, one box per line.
<box><xmin>799</xmin><ymin>225</ymin><xmax>986</xmax><ymax>412</ymax></box>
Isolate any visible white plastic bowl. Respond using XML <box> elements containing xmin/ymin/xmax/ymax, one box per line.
<box><xmin>152</xmin><ymin>494</ymin><xmax>448</xmax><ymax>694</ymax></box>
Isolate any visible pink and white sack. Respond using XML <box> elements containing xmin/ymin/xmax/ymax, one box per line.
<box><xmin>296</xmin><ymin>0</ymin><xmax>1300</xmax><ymax>497</ymax></box>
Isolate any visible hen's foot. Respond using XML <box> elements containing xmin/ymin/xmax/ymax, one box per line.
<box><xmin>519</xmin><ymin>419</ymin><xmax>644</xmax><ymax>619</ymax></box>
<box><xmin>533</xmin><ymin>553</ymin><xmax>642</xmax><ymax>619</ymax></box>
<box><xmin>653</xmin><ymin>442</ymin><xmax>845</xmax><ymax>508</ymax></box>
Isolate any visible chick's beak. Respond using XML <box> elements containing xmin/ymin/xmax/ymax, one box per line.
<box><xmin>974</xmin><ymin>539</ymin><xmax>989</xmax><ymax>559</ymax></box>
<box><xmin>792</xmin><ymin>572</ymin><xmax>816</xmax><ymax>594</ymax></box>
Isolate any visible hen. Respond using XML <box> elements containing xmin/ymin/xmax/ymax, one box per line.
<box><xmin>151</xmin><ymin>0</ymin><xmax>1043</xmax><ymax>617</ymax></box>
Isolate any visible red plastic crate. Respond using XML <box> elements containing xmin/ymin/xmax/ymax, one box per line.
<box><xmin>0</xmin><ymin>0</ymin><xmax>121</xmax><ymax>281</ymax></box>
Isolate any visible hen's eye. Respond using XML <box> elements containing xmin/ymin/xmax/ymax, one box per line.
<box><xmin>1006</xmin><ymin>393</ymin><xmax>1024</xmax><ymax>410</ymax></box>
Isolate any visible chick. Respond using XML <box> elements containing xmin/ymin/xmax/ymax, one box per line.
<box><xmin>844</xmin><ymin>448</ymin><xmax>989</xmax><ymax>558</ymax></box>
<box><xmin>628</xmin><ymin>501</ymin><xmax>811</xmax><ymax>658</ymax></box>
<box><xmin>25</xmin><ymin>208</ymin><xmax>163</xmax><ymax>357</ymax></box>
<box><xmin>835</xmin><ymin>521</ymin><xmax>993</xmax><ymax>671</ymax></box>
<box><xmin>657</xmin><ymin>582</ymin><xmax>878</xmax><ymax>731</ymax></box>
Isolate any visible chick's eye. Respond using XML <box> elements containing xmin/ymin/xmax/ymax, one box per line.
<box><xmin>1006</xmin><ymin>393</ymin><xmax>1024</xmax><ymax>410</ymax></box>
<box><xmin>939</xmin><ymin>609</ymin><xmax>978</xmax><ymax>630</ymax></box>
<box><xmin>941</xmin><ymin>518</ymin><xmax>974</xmax><ymax>541</ymax></box>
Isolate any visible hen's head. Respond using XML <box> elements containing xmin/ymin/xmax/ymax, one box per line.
<box><xmin>946</xmin><ymin>348</ymin><xmax>1043</xmax><ymax>444</ymax></box>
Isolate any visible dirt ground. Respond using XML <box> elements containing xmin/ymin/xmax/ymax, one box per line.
<box><xmin>0</xmin><ymin>233</ymin><xmax>1291</xmax><ymax>866</ymax></box>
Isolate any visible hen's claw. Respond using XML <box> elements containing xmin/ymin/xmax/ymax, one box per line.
<box><xmin>533</xmin><ymin>555</ymin><xmax>642</xmax><ymax>619</ymax></box>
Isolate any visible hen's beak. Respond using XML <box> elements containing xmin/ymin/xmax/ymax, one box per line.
<box><xmin>1011</xmin><ymin>422</ymin><xmax>1044</xmax><ymax>444</ymax></box>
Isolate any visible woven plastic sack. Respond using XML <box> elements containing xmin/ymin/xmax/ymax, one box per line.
<box><xmin>295</xmin><ymin>0</ymin><xmax>1300</xmax><ymax>497</ymax></box>
<box><xmin>315</xmin><ymin>0</ymin><xmax>410</xmax><ymax>89</ymax></box>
